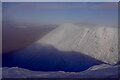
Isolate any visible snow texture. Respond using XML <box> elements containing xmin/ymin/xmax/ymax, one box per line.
<box><xmin>37</xmin><ymin>23</ymin><xmax>118</xmax><ymax>64</ymax></box>
<box><xmin>2</xmin><ymin>64</ymin><xmax>119</xmax><ymax>78</ymax></box>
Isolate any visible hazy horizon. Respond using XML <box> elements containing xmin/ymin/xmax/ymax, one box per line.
<box><xmin>3</xmin><ymin>2</ymin><xmax>118</xmax><ymax>27</ymax></box>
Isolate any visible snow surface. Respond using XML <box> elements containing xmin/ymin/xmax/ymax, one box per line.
<box><xmin>2</xmin><ymin>64</ymin><xmax>119</xmax><ymax>78</ymax></box>
<box><xmin>37</xmin><ymin>23</ymin><xmax>118</xmax><ymax>64</ymax></box>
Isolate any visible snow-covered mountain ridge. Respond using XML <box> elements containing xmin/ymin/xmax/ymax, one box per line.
<box><xmin>2</xmin><ymin>64</ymin><xmax>119</xmax><ymax>78</ymax></box>
<box><xmin>37</xmin><ymin>23</ymin><xmax>118</xmax><ymax>64</ymax></box>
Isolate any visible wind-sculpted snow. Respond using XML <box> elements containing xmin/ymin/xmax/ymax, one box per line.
<box><xmin>38</xmin><ymin>23</ymin><xmax>118</xmax><ymax>64</ymax></box>
<box><xmin>87</xmin><ymin>64</ymin><xmax>112</xmax><ymax>71</ymax></box>
<box><xmin>2</xmin><ymin>64</ymin><xmax>119</xmax><ymax>78</ymax></box>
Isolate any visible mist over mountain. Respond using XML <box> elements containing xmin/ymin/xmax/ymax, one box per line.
<box><xmin>3</xmin><ymin>23</ymin><xmax>118</xmax><ymax>73</ymax></box>
<box><xmin>38</xmin><ymin>23</ymin><xmax>118</xmax><ymax>64</ymax></box>
<box><xmin>2</xmin><ymin>2</ymin><xmax>118</xmax><ymax>78</ymax></box>
<box><xmin>2</xmin><ymin>22</ymin><xmax>57</xmax><ymax>53</ymax></box>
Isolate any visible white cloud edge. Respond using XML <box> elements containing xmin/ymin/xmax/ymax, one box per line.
<box><xmin>1</xmin><ymin>0</ymin><xmax>120</xmax><ymax>2</ymax></box>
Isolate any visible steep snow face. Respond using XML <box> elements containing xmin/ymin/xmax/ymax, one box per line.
<box><xmin>37</xmin><ymin>23</ymin><xmax>118</xmax><ymax>64</ymax></box>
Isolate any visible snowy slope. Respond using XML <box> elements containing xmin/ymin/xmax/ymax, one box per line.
<box><xmin>37</xmin><ymin>23</ymin><xmax>118</xmax><ymax>64</ymax></box>
<box><xmin>2</xmin><ymin>64</ymin><xmax>119</xmax><ymax>78</ymax></box>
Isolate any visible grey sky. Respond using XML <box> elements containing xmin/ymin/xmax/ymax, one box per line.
<box><xmin>1</xmin><ymin>0</ymin><xmax>120</xmax><ymax>2</ymax></box>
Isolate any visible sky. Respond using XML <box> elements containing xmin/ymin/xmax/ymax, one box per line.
<box><xmin>3</xmin><ymin>2</ymin><xmax>118</xmax><ymax>26</ymax></box>
<box><xmin>1</xmin><ymin>0</ymin><xmax>119</xmax><ymax>2</ymax></box>
<box><xmin>0</xmin><ymin>2</ymin><xmax>2</xmax><ymax>54</ymax></box>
